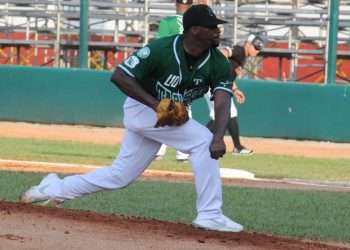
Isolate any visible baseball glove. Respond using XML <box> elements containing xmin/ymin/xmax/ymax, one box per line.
<box><xmin>155</xmin><ymin>98</ymin><xmax>189</xmax><ymax>127</ymax></box>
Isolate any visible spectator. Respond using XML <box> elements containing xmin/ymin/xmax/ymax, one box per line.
<box><xmin>205</xmin><ymin>33</ymin><xmax>266</xmax><ymax>155</ymax></box>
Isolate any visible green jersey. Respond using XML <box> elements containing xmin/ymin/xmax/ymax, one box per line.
<box><xmin>157</xmin><ymin>15</ymin><xmax>183</xmax><ymax>38</ymax></box>
<box><xmin>118</xmin><ymin>35</ymin><xmax>233</xmax><ymax>104</ymax></box>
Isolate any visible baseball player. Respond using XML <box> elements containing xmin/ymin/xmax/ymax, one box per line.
<box><xmin>20</xmin><ymin>5</ymin><xmax>243</xmax><ymax>233</ymax></box>
<box><xmin>155</xmin><ymin>0</ymin><xmax>193</xmax><ymax>161</ymax></box>
<box><xmin>205</xmin><ymin>33</ymin><xmax>265</xmax><ymax>155</ymax></box>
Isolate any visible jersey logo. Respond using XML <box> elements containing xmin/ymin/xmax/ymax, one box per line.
<box><xmin>156</xmin><ymin>81</ymin><xmax>183</xmax><ymax>102</ymax></box>
<box><xmin>183</xmin><ymin>86</ymin><xmax>209</xmax><ymax>103</ymax></box>
<box><xmin>137</xmin><ymin>47</ymin><xmax>150</xmax><ymax>59</ymax></box>
<box><xmin>193</xmin><ymin>78</ymin><xmax>203</xmax><ymax>86</ymax></box>
<box><xmin>124</xmin><ymin>56</ymin><xmax>140</xmax><ymax>68</ymax></box>
<box><xmin>155</xmin><ymin>75</ymin><xmax>208</xmax><ymax>104</ymax></box>
<box><xmin>163</xmin><ymin>74</ymin><xmax>180</xmax><ymax>88</ymax></box>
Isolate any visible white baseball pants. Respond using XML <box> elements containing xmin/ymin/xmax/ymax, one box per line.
<box><xmin>47</xmin><ymin>97</ymin><xmax>224</xmax><ymax>220</ymax></box>
<box><xmin>156</xmin><ymin>107</ymin><xmax>193</xmax><ymax>159</ymax></box>
<box><xmin>204</xmin><ymin>91</ymin><xmax>237</xmax><ymax>120</ymax></box>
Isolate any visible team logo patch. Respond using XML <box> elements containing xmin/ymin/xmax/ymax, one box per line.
<box><xmin>137</xmin><ymin>47</ymin><xmax>150</xmax><ymax>59</ymax></box>
<box><xmin>124</xmin><ymin>56</ymin><xmax>140</xmax><ymax>68</ymax></box>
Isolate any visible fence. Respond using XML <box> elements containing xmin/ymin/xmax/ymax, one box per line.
<box><xmin>1</xmin><ymin>1</ymin><xmax>350</xmax><ymax>84</ymax></box>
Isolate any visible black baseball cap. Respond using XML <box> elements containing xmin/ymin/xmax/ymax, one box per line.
<box><xmin>183</xmin><ymin>4</ymin><xmax>227</xmax><ymax>31</ymax></box>
<box><xmin>176</xmin><ymin>0</ymin><xmax>193</xmax><ymax>4</ymax></box>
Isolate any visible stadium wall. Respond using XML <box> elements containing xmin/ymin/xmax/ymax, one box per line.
<box><xmin>235</xmin><ymin>79</ymin><xmax>350</xmax><ymax>143</ymax></box>
<box><xmin>1</xmin><ymin>66</ymin><xmax>349</xmax><ymax>142</ymax></box>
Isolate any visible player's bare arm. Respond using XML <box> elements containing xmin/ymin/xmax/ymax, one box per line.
<box><xmin>111</xmin><ymin>67</ymin><xmax>159</xmax><ymax>111</ymax></box>
<box><xmin>219</xmin><ymin>46</ymin><xmax>232</xmax><ymax>58</ymax></box>
<box><xmin>232</xmin><ymin>82</ymin><xmax>246</xmax><ymax>104</ymax></box>
<box><xmin>210</xmin><ymin>90</ymin><xmax>231</xmax><ymax>159</ymax></box>
<box><xmin>233</xmin><ymin>88</ymin><xmax>245</xmax><ymax>104</ymax></box>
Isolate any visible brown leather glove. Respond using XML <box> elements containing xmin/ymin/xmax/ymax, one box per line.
<box><xmin>155</xmin><ymin>98</ymin><xmax>189</xmax><ymax>128</ymax></box>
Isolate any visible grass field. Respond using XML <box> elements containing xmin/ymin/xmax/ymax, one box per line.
<box><xmin>1</xmin><ymin>137</ymin><xmax>350</xmax><ymax>181</ymax></box>
<box><xmin>0</xmin><ymin>137</ymin><xmax>350</xmax><ymax>243</ymax></box>
<box><xmin>0</xmin><ymin>171</ymin><xmax>349</xmax><ymax>243</ymax></box>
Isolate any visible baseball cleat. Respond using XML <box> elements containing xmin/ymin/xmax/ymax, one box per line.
<box><xmin>192</xmin><ymin>215</ymin><xmax>243</xmax><ymax>233</ymax></box>
<box><xmin>233</xmin><ymin>147</ymin><xmax>253</xmax><ymax>156</ymax></box>
<box><xmin>155</xmin><ymin>155</ymin><xmax>163</xmax><ymax>161</ymax></box>
<box><xmin>20</xmin><ymin>173</ymin><xmax>63</xmax><ymax>207</ymax></box>
<box><xmin>175</xmin><ymin>151</ymin><xmax>190</xmax><ymax>161</ymax></box>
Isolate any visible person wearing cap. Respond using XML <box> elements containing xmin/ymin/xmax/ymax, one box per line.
<box><xmin>156</xmin><ymin>0</ymin><xmax>194</xmax><ymax>162</ymax></box>
<box><xmin>157</xmin><ymin>0</ymin><xmax>193</xmax><ymax>38</ymax></box>
<box><xmin>20</xmin><ymin>4</ymin><xmax>244</xmax><ymax>233</ymax></box>
<box><xmin>205</xmin><ymin>33</ymin><xmax>265</xmax><ymax>156</ymax></box>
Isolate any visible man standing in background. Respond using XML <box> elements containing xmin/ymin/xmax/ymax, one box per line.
<box><xmin>205</xmin><ymin>33</ymin><xmax>265</xmax><ymax>155</ymax></box>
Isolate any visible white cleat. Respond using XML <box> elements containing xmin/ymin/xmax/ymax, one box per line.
<box><xmin>233</xmin><ymin>147</ymin><xmax>254</xmax><ymax>156</ymax></box>
<box><xmin>192</xmin><ymin>215</ymin><xmax>244</xmax><ymax>233</ymax></box>
<box><xmin>20</xmin><ymin>173</ymin><xmax>63</xmax><ymax>207</ymax></box>
<box><xmin>155</xmin><ymin>155</ymin><xmax>163</xmax><ymax>161</ymax></box>
<box><xmin>176</xmin><ymin>151</ymin><xmax>190</xmax><ymax>162</ymax></box>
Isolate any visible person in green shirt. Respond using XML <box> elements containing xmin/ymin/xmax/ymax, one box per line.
<box><xmin>21</xmin><ymin>5</ymin><xmax>244</xmax><ymax>233</ymax></box>
<box><xmin>157</xmin><ymin>0</ymin><xmax>193</xmax><ymax>38</ymax></box>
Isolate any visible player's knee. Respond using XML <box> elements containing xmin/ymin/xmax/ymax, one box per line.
<box><xmin>203</xmin><ymin>129</ymin><xmax>213</xmax><ymax>145</ymax></box>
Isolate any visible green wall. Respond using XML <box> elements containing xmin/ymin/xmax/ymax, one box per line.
<box><xmin>1</xmin><ymin>66</ymin><xmax>350</xmax><ymax>142</ymax></box>
<box><xmin>235</xmin><ymin>79</ymin><xmax>350</xmax><ymax>142</ymax></box>
<box><xmin>0</xmin><ymin>66</ymin><xmax>124</xmax><ymax>127</ymax></box>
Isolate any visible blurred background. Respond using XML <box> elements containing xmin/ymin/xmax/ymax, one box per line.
<box><xmin>1</xmin><ymin>0</ymin><xmax>349</xmax><ymax>84</ymax></box>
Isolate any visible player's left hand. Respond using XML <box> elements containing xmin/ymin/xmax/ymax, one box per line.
<box><xmin>155</xmin><ymin>98</ymin><xmax>189</xmax><ymax>127</ymax></box>
<box><xmin>233</xmin><ymin>89</ymin><xmax>245</xmax><ymax>104</ymax></box>
<box><xmin>209</xmin><ymin>138</ymin><xmax>226</xmax><ymax>159</ymax></box>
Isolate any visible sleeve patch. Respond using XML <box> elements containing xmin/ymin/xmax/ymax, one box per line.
<box><xmin>136</xmin><ymin>47</ymin><xmax>151</xmax><ymax>59</ymax></box>
<box><xmin>124</xmin><ymin>56</ymin><xmax>140</xmax><ymax>68</ymax></box>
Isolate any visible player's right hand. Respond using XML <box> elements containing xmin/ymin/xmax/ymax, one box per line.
<box><xmin>209</xmin><ymin>138</ymin><xmax>226</xmax><ymax>159</ymax></box>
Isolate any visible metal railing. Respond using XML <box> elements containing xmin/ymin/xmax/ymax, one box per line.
<box><xmin>0</xmin><ymin>0</ymin><xmax>349</xmax><ymax>83</ymax></box>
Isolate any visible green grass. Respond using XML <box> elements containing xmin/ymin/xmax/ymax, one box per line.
<box><xmin>0</xmin><ymin>137</ymin><xmax>117</xmax><ymax>165</ymax></box>
<box><xmin>1</xmin><ymin>137</ymin><xmax>349</xmax><ymax>243</ymax></box>
<box><xmin>0</xmin><ymin>171</ymin><xmax>349</xmax><ymax>243</ymax></box>
<box><xmin>1</xmin><ymin>137</ymin><xmax>350</xmax><ymax>181</ymax></box>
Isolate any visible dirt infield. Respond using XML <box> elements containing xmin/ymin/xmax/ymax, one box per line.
<box><xmin>1</xmin><ymin>122</ymin><xmax>350</xmax><ymax>249</ymax></box>
<box><xmin>1</xmin><ymin>201</ymin><xmax>349</xmax><ymax>250</ymax></box>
